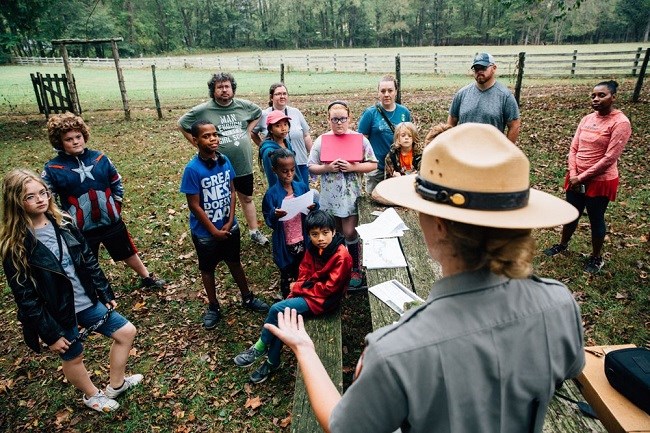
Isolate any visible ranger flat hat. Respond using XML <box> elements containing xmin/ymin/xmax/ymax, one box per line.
<box><xmin>374</xmin><ymin>123</ymin><xmax>578</xmax><ymax>229</ymax></box>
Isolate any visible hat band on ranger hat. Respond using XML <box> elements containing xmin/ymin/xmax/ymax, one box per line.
<box><xmin>415</xmin><ymin>176</ymin><xmax>529</xmax><ymax>210</ymax></box>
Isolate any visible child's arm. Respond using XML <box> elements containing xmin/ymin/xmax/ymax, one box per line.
<box><xmin>105</xmin><ymin>155</ymin><xmax>124</xmax><ymax>212</ymax></box>
<box><xmin>337</xmin><ymin>159</ymin><xmax>377</xmax><ymax>174</ymax></box>
<box><xmin>262</xmin><ymin>190</ymin><xmax>286</xmax><ymax>230</ymax></box>
<box><xmin>186</xmin><ymin>193</ymin><xmax>232</xmax><ymax>240</ymax></box>
<box><xmin>384</xmin><ymin>152</ymin><xmax>397</xmax><ymax>178</ymax></box>
<box><xmin>309</xmin><ymin>159</ymin><xmax>342</xmax><ymax>175</ymax></box>
<box><xmin>292</xmin><ymin>251</ymin><xmax>352</xmax><ymax>298</ymax></box>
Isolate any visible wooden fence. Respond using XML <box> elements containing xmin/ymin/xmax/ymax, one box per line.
<box><xmin>13</xmin><ymin>47</ymin><xmax>648</xmax><ymax>77</ymax></box>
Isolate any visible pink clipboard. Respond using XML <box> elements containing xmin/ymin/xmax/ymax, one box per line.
<box><xmin>320</xmin><ymin>133</ymin><xmax>364</xmax><ymax>163</ymax></box>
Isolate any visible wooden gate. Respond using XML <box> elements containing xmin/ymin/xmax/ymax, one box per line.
<box><xmin>30</xmin><ymin>72</ymin><xmax>81</xmax><ymax>118</ymax></box>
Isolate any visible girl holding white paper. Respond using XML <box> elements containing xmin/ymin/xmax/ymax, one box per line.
<box><xmin>307</xmin><ymin>101</ymin><xmax>377</xmax><ymax>288</ymax></box>
<box><xmin>263</xmin><ymin>149</ymin><xmax>318</xmax><ymax>298</ymax></box>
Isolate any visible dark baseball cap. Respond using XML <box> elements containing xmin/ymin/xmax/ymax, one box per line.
<box><xmin>472</xmin><ymin>53</ymin><xmax>495</xmax><ymax>67</ymax></box>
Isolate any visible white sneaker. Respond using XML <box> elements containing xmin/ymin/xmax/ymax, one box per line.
<box><xmin>250</xmin><ymin>230</ymin><xmax>269</xmax><ymax>245</ymax></box>
<box><xmin>105</xmin><ymin>374</ymin><xmax>144</xmax><ymax>399</ymax></box>
<box><xmin>83</xmin><ymin>390</ymin><xmax>119</xmax><ymax>412</ymax></box>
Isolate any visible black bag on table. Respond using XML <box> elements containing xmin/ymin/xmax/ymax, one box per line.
<box><xmin>604</xmin><ymin>347</ymin><xmax>650</xmax><ymax>414</ymax></box>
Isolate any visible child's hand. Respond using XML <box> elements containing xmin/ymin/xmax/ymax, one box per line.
<box><xmin>49</xmin><ymin>336</ymin><xmax>71</xmax><ymax>354</ymax></box>
<box><xmin>392</xmin><ymin>171</ymin><xmax>402</xmax><ymax>177</ymax></box>
<box><xmin>338</xmin><ymin>160</ymin><xmax>353</xmax><ymax>173</ymax></box>
<box><xmin>327</xmin><ymin>160</ymin><xmax>341</xmax><ymax>173</ymax></box>
<box><xmin>212</xmin><ymin>229</ymin><xmax>231</xmax><ymax>241</ymax></box>
<box><xmin>307</xmin><ymin>203</ymin><xmax>317</xmax><ymax>210</ymax></box>
<box><xmin>264</xmin><ymin>307</ymin><xmax>315</xmax><ymax>354</ymax></box>
<box><xmin>275</xmin><ymin>208</ymin><xmax>287</xmax><ymax>218</ymax></box>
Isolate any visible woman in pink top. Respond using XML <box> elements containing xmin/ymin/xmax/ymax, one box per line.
<box><xmin>543</xmin><ymin>80</ymin><xmax>631</xmax><ymax>273</ymax></box>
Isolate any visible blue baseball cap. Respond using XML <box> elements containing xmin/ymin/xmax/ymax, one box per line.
<box><xmin>472</xmin><ymin>53</ymin><xmax>495</xmax><ymax>67</ymax></box>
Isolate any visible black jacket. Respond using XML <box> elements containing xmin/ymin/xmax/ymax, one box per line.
<box><xmin>3</xmin><ymin>216</ymin><xmax>114</xmax><ymax>352</ymax></box>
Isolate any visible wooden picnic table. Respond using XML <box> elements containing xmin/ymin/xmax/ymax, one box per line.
<box><xmin>358</xmin><ymin>196</ymin><xmax>607</xmax><ymax>433</ymax></box>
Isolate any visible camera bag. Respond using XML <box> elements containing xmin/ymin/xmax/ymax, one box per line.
<box><xmin>604</xmin><ymin>347</ymin><xmax>650</xmax><ymax>414</ymax></box>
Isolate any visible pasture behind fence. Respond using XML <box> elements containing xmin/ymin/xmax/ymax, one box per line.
<box><xmin>13</xmin><ymin>47</ymin><xmax>648</xmax><ymax>77</ymax></box>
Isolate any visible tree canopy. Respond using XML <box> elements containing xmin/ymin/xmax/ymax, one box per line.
<box><xmin>1</xmin><ymin>0</ymin><xmax>648</xmax><ymax>59</ymax></box>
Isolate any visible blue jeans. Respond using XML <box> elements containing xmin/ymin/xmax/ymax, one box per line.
<box><xmin>61</xmin><ymin>302</ymin><xmax>129</xmax><ymax>361</ymax></box>
<box><xmin>260</xmin><ymin>297</ymin><xmax>310</xmax><ymax>366</ymax></box>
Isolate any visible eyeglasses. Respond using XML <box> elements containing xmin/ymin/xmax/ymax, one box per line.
<box><xmin>330</xmin><ymin>117</ymin><xmax>349</xmax><ymax>124</ymax></box>
<box><xmin>23</xmin><ymin>189</ymin><xmax>51</xmax><ymax>204</ymax></box>
<box><xmin>273</xmin><ymin>92</ymin><xmax>288</xmax><ymax>97</ymax></box>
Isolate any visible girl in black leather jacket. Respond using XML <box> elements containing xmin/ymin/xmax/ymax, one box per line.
<box><xmin>0</xmin><ymin>169</ymin><xmax>142</xmax><ymax>412</ymax></box>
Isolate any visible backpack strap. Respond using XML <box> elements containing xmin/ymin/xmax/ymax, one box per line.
<box><xmin>375</xmin><ymin>103</ymin><xmax>396</xmax><ymax>133</ymax></box>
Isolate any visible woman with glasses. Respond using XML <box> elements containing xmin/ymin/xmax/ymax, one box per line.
<box><xmin>0</xmin><ymin>169</ymin><xmax>142</xmax><ymax>413</ymax></box>
<box><xmin>307</xmin><ymin>101</ymin><xmax>377</xmax><ymax>288</ymax></box>
<box><xmin>253</xmin><ymin>83</ymin><xmax>313</xmax><ymax>188</ymax></box>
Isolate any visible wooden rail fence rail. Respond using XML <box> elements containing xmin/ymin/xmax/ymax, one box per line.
<box><xmin>13</xmin><ymin>47</ymin><xmax>648</xmax><ymax>77</ymax></box>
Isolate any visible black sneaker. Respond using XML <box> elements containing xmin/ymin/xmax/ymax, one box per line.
<box><xmin>141</xmin><ymin>273</ymin><xmax>167</xmax><ymax>289</ymax></box>
<box><xmin>242</xmin><ymin>295</ymin><xmax>270</xmax><ymax>313</ymax></box>
<box><xmin>203</xmin><ymin>307</ymin><xmax>221</xmax><ymax>330</ymax></box>
<box><xmin>234</xmin><ymin>345</ymin><xmax>266</xmax><ymax>367</ymax></box>
<box><xmin>584</xmin><ymin>256</ymin><xmax>604</xmax><ymax>274</ymax></box>
<box><xmin>250</xmin><ymin>361</ymin><xmax>280</xmax><ymax>384</ymax></box>
<box><xmin>543</xmin><ymin>244</ymin><xmax>568</xmax><ymax>257</ymax></box>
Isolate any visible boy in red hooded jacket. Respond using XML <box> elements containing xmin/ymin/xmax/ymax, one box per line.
<box><xmin>234</xmin><ymin>210</ymin><xmax>352</xmax><ymax>383</ymax></box>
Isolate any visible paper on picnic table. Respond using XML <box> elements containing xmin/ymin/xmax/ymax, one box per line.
<box><xmin>356</xmin><ymin>207</ymin><xmax>409</xmax><ymax>239</ymax></box>
<box><xmin>363</xmin><ymin>237</ymin><xmax>407</xmax><ymax>269</ymax></box>
<box><xmin>368</xmin><ymin>280</ymin><xmax>425</xmax><ymax>315</ymax></box>
<box><xmin>278</xmin><ymin>189</ymin><xmax>314</xmax><ymax>221</ymax></box>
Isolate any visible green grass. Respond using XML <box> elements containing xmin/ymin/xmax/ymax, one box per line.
<box><xmin>0</xmin><ymin>80</ymin><xmax>648</xmax><ymax>432</ymax></box>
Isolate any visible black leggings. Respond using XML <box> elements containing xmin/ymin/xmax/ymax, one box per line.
<box><xmin>565</xmin><ymin>190</ymin><xmax>610</xmax><ymax>239</ymax></box>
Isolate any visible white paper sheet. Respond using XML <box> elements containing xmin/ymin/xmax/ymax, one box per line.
<box><xmin>279</xmin><ymin>190</ymin><xmax>314</xmax><ymax>221</ymax></box>
<box><xmin>356</xmin><ymin>207</ymin><xmax>409</xmax><ymax>240</ymax></box>
<box><xmin>368</xmin><ymin>280</ymin><xmax>425</xmax><ymax>315</ymax></box>
<box><xmin>363</xmin><ymin>237</ymin><xmax>407</xmax><ymax>269</ymax></box>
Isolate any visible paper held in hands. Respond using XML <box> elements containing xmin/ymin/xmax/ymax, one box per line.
<box><xmin>368</xmin><ymin>280</ymin><xmax>425</xmax><ymax>316</ymax></box>
<box><xmin>279</xmin><ymin>189</ymin><xmax>314</xmax><ymax>221</ymax></box>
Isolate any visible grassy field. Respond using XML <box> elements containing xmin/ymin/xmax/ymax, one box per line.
<box><xmin>0</xmin><ymin>75</ymin><xmax>648</xmax><ymax>432</ymax></box>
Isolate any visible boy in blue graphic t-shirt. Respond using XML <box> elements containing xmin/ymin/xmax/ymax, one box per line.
<box><xmin>180</xmin><ymin>120</ymin><xmax>269</xmax><ymax>330</ymax></box>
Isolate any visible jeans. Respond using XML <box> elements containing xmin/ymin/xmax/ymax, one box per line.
<box><xmin>260</xmin><ymin>297</ymin><xmax>310</xmax><ymax>366</ymax></box>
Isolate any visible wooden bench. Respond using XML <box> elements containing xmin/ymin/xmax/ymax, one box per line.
<box><xmin>291</xmin><ymin>308</ymin><xmax>342</xmax><ymax>433</ymax></box>
<box><xmin>358</xmin><ymin>196</ymin><xmax>607</xmax><ymax>433</ymax></box>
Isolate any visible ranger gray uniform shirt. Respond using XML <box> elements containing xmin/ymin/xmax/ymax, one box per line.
<box><xmin>449</xmin><ymin>81</ymin><xmax>520</xmax><ymax>133</ymax></box>
<box><xmin>330</xmin><ymin>268</ymin><xmax>584</xmax><ymax>433</ymax></box>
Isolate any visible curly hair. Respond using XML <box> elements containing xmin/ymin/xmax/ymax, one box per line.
<box><xmin>208</xmin><ymin>72</ymin><xmax>237</xmax><ymax>100</ymax></box>
<box><xmin>0</xmin><ymin>169</ymin><xmax>67</xmax><ymax>286</ymax></box>
<box><xmin>392</xmin><ymin>122</ymin><xmax>422</xmax><ymax>153</ymax></box>
<box><xmin>46</xmin><ymin>112</ymin><xmax>90</xmax><ymax>150</ymax></box>
<box><xmin>442</xmin><ymin>219</ymin><xmax>535</xmax><ymax>279</ymax></box>
<box><xmin>424</xmin><ymin>122</ymin><xmax>453</xmax><ymax>146</ymax></box>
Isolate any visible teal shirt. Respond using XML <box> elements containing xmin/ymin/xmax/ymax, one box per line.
<box><xmin>179</xmin><ymin>99</ymin><xmax>262</xmax><ymax>177</ymax></box>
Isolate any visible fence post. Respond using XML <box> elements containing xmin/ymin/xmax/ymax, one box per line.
<box><xmin>571</xmin><ymin>49</ymin><xmax>578</xmax><ymax>76</ymax></box>
<box><xmin>364</xmin><ymin>53</ymin><xmax>368</xmax><ymax>73</ymax></box>
<box><xmin>632</xmin><ymin>47</ymin><xmax>642</xmax><ymax>76</ymax></box>
<box><xmin>306</xmin><ymin>54</ymin><xmax>310</xmax><ymax>72</ymax></box>
<box><xmin>334</xmin><ymin>54</ymin><xmax>337</xmax><ymax>72</ymax></box>
<box><xmin>110</xmin><ymin>39</ymin><xmax>131</xmax><ymax>121</ymax></box>
<box><xmin>151</xmin><ymin>65</ymin><xmax>163</xmax><ymax>120</ymax></box>
<box><xmin>632</xmin><ymin>47</ymin><xmax>650</xmax><ymax>102</ymax></box>
<box><xmin>395</xmin><ymin>54</ymin><xmax>402</xmax><ymax>105</ymax></box>
<box><xmin>59</xmin><ymin>44</ymin><xmax>81</xmax><ymax>115</ymax></box>
<box><xmin>514</xmin><ymin>52</ymin><xmax>525</xmax><ymax>105</ymax></box>
<box><xmin>281</xmin><ymin>63</ymin><xmax>285</xmax><ymax>83</ymax></box>
<box><xmin>434</xmin><ymin>52</ymin><xmax>438</xmax><ymax>75</ymax></box>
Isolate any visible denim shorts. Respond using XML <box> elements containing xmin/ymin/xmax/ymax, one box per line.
<box><xmin>60</xmin><ymin>302</ymin><xmax>129</xmax><ymax>361</ymax></box>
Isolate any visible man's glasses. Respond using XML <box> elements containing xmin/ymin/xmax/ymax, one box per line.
<box><xmin>330</xmin><ymin>117</ymin><xmax>349</xmax><ymax>124</ymax></box>
<box><xmin>23</xmin><ymin>189</ymin><xmax>51</xmax><ymax>204</ymax></box>
<box><xmin>68</xmin><ymin>307</ymin><xmax>114</xmax><ymax>345</ymax></box>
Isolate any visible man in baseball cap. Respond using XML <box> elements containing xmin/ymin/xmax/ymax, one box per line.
<box><xmin>447</xmin><ymin>53</ymin><xmax>521</xmax><ymax>143</ymax></box>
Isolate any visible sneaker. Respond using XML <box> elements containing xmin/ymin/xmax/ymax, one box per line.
<box><xmin>349</xmin><ymin>268</ymin><xmax>364</xmax><ymax>290</ymax></box>
<box><xmin>250</xmin><ymin>230</ymin><xmax>269</xmax><ymax>246</ymax></box>
<box><xmin>105</xmin><ymin>374</ymin><xmax>144</xmax><ymax>399</ymax></box>
<box><xmin>234</xmin><ymin>345</ymin><xmax>267</xmax><ymax>367</ymax></box>
<box><xmin>83</xmin><ymin>390</ymin><xmax>119</xmax><ymax>412</ymax></box>
<box><xmin>584</xmin><ymin>256</ymin><xmax>604</xmax><ymax>274</ymax></box>
<box><xmin>250</xmin><ymin>361</ymin><xmax>280</xmax><ymax>384</ymax></box>
<box><xmin>203</xmin><ymin>306</ymin><xmax>222</xmax><ymax>329</ymax></box>
<box><xmin>543</xmin><ymin>243</ymin><xmax>568</xmax><ymax>257</ymax></box>
<box><xmin>242</xmin><ymin>295</ymin><xmax>270</xmax><ymax>313</ymax></box>
<box><xmin>141</xmin><ymin>273</ymin><xmax>167</xmax><ymax>289</ymax></box>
